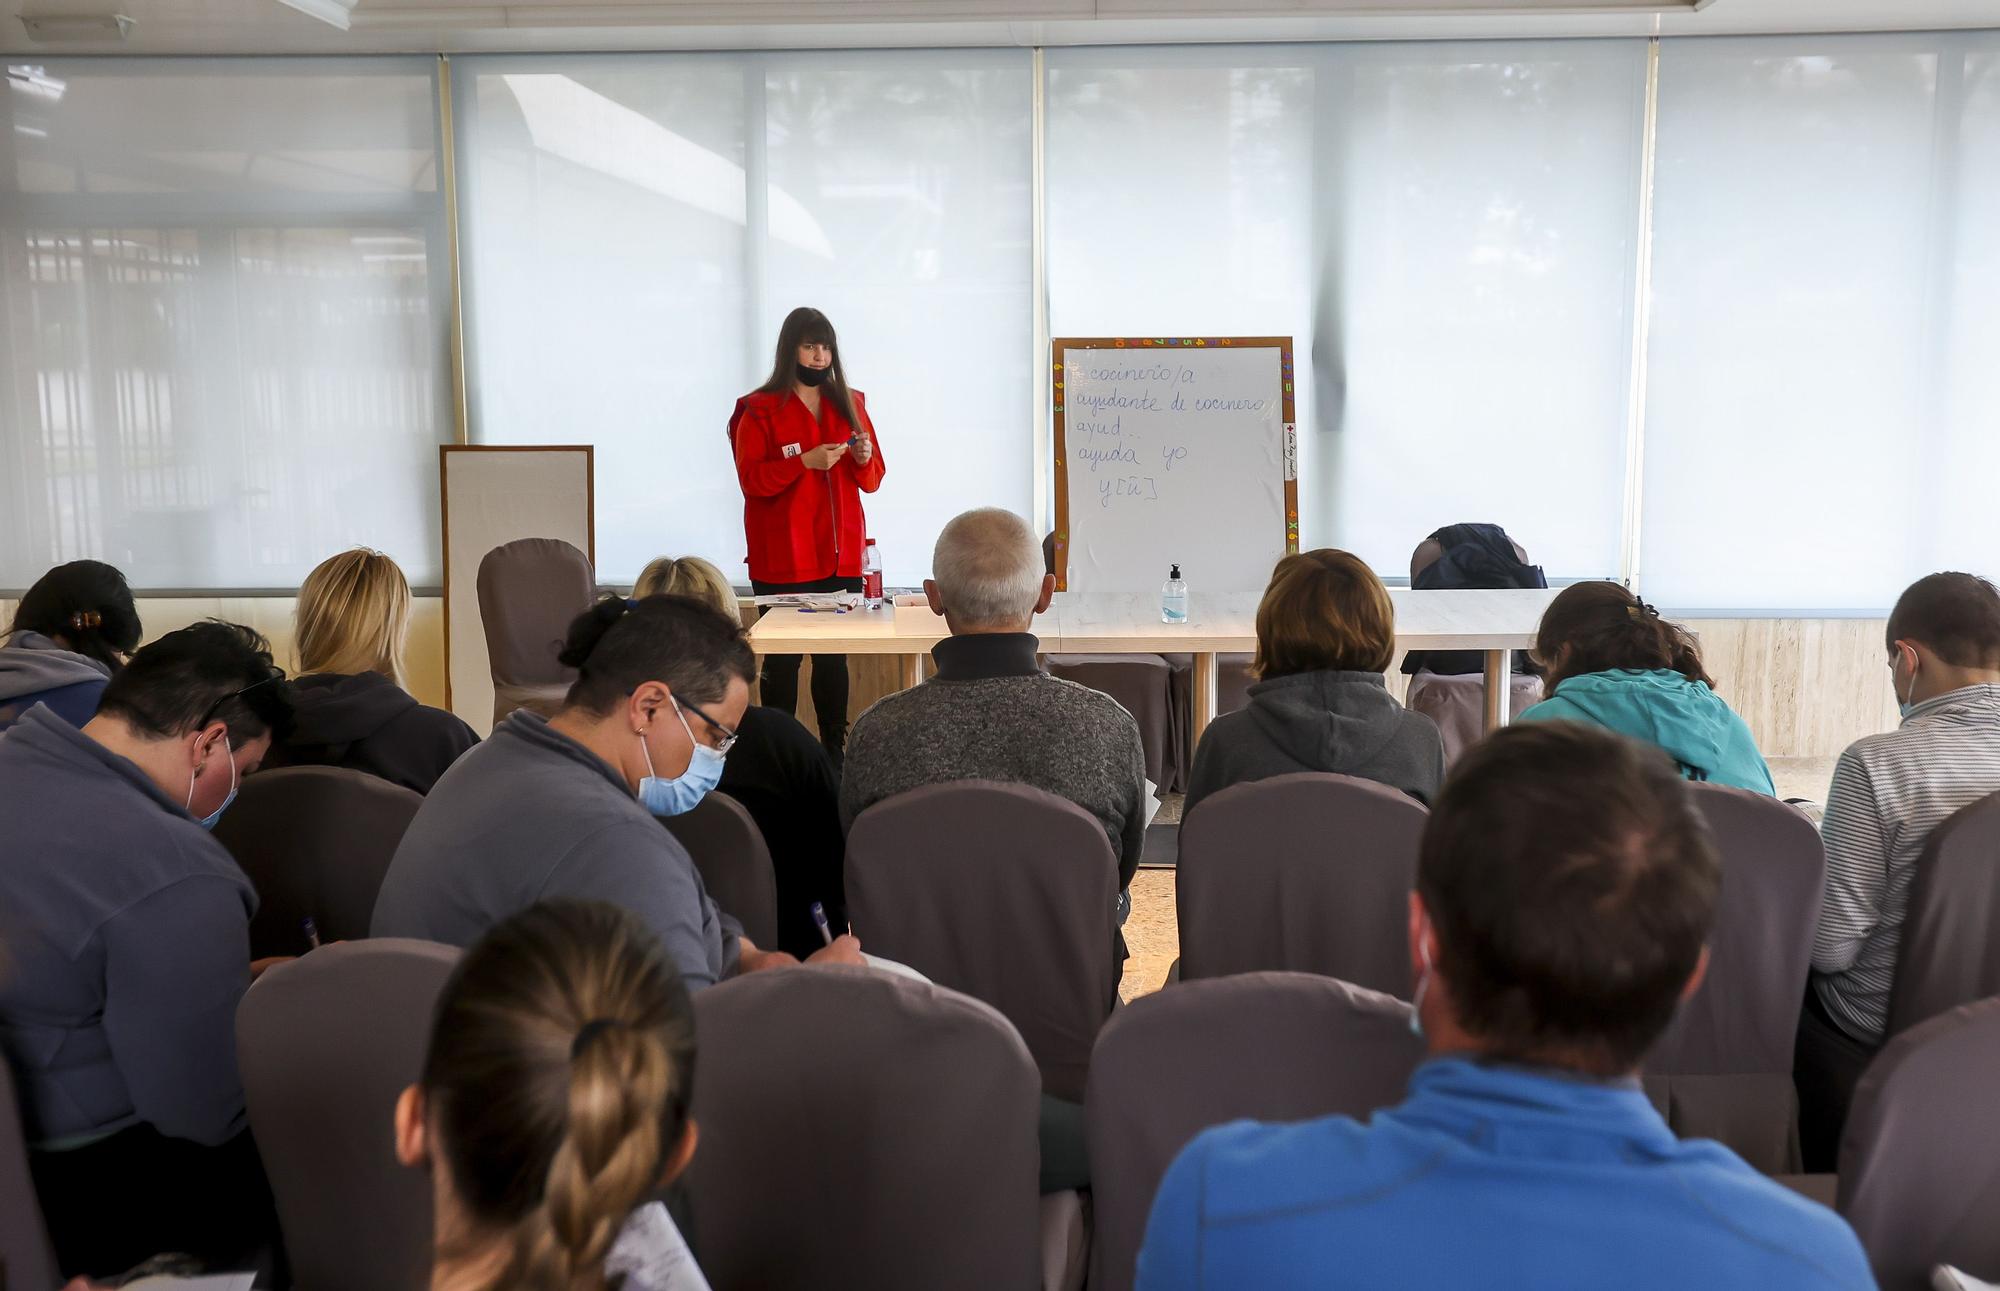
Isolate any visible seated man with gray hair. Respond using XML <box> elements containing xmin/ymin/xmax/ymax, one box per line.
<box><xmin>840</xmin><ymin>506</ymin><xmax>1149</xmax><ymax>970</ymax></box>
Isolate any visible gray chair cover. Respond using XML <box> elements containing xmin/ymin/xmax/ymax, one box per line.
<box><xmin>1886</xmin><ymin>791</ymin><xmax>2000</xmax><ymax>1038</ymax></box>
<box><xmin>1177</xmin><ymin>772</ymin><xmax>1427</xmax><ymax>996</ymax></box>
<box><xmin>236</xmin><ymin>939</ymin><xmax>461</xmax><ymax>1291</ymax></box>
<box><xmin>1085</xmin><ymin>972</ymin><xmax>1423</xmax><ymax>1291</ymax></box>
<box><xmin>1838</xmin><ymin>996</ymin><xmax>2000</xmax><ymax>1291</ymax></box>
<box><xmin>1044</xmin><ymin>653</ymin><xmax>1175</xmax><ymax>793</ymax></box>
<box><xmin>1641</xmin><ymin>785</ymin><xmax>1824</xmax><ymax>1173</ymax></box>
<box><xmin>1</xmin><ymin>1060</ymin><xmax>59</xmax><ymax>1291</ymax></box>
<box><xmin>846</xmin><ymin>782</ymin><xmax>1121</xmax><ymax>1102</ymax></box>
<box><xmin>687</xmin><ymin>965</ymin><xmax>1042</xmax><ymax>1291</ymax></box>
<box><xmin>660</xmin><ymin>791</ymin><xmax>779</xmax><ymax>949</ymax></box>
<box><xmin>476</xmin><ymin>537</ymin><xmax>594</xmax><ymax>727</ymax></box>
<box><xmin>212</xmin><ymin>766</ymin><xmax>424</xmax><ymax>959</ymax></box>
<box><xmin>1405</xmin><ymin>670</ymin><xmax>1545</xmax><ymax>765</ymax></box>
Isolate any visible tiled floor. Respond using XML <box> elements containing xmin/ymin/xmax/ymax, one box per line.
<box><xmin>1119</xmin><ymin>756</ymin><xmax>1844</xmax><ymax>1003</ymax></box>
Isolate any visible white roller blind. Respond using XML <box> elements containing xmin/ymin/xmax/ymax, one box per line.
<box><xmin>1047</xmin><ymin>42</ymin><xmax>1646</xmax><ymax>584</ymax></box>
<box><xmin>0</xmin><ymin>59</ymin><xmax>450</xmax><ymax>590</ymax></box>
<box><xmin>457</xmin><ymin>51</ymin><xmax>1033</xmax><ymax>588</ymax></box>
<box><xmin>1641</xmin><ymin>32</ymin><xmax>2000</xmax><ymax>612</ymax></box>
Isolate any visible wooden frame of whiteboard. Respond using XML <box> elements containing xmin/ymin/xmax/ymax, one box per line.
<box><xmin>439</xmin><ymin>444</ymin><xmax>596</xmax><ymax>717</ymax></box>
<box><xmin>1049</xmin><ymin>336</ymin><xmax>1299</xmax><ymax>592</ymax></box>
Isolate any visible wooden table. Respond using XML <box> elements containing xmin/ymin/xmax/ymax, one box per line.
<box><xmin>748</xmin><ymin>588</ymin><xmax>1559</xmax><ymax>740</ymax></box>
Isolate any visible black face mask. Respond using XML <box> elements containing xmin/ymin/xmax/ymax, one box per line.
<box><xmin>795</xmin><ymin>362</ymin><xmax>832</xmax><ymax>388</ymax></box>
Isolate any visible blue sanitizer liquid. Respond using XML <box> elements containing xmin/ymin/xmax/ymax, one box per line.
<box><xmin>1161</xmin><ymin>564</ymin><xmax>1189</xmax><ymax>624</ymax></box>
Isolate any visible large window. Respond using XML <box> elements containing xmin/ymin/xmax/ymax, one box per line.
<box><xmin>456</xmin><ymin>50</ymin><xmax>1034</xmax><ymax>587</ymax></box>
<box><xmin>1048</xmin><ymin>41</ymin><xmax>1648</xmax><ymax>582</ymax></box>
<box><xmin>0</xmin><ymin>59</ymin><xmax>450</xmax><ymax>590</ymax></box>
<box><xmin>1641</xmin><ymin>31</ymin><xmax>2000</xmax><ymax>612</ymax></box>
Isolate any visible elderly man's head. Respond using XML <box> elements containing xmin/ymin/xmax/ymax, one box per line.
<box><xmin>924</xmin><ymin>508</ymin><xmax>1055</xmax><ymax>635</ymax></box>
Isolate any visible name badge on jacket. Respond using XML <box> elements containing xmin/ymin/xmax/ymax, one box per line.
<box><xmin>782</xmin><ymin>443</ymin><xmax>802</xmax><ymax>459</ymax></box>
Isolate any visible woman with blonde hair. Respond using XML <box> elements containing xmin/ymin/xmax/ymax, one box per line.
<box><xmin>633</xmin><ymin>555</ymin><xmax>848</xmax><ymax>958</ymax></box>
<box><xmin>1184</xmin><ymin>549</ymin><xmax>1444</xmax><ymax>815</ymax></box>
<box><xmin>271</xmin><ymin>547</ymin><xmax>477</xmax><ymax>793</ymax></box>
<box><xmin>394</xmin><ymin>898</ymin><xmax>708</xmax><ymax>1291</ymax></box>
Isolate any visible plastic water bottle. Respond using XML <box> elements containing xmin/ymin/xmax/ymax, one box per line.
<box><xmin>1161</xmin><ymin>563</ymin><xmax>1188</xmax><ymax>624</ymax></box>
<box><xmin>862</xmin><ymin>538</ymin><xmax>884</xmax><ymax>610</ymax></box>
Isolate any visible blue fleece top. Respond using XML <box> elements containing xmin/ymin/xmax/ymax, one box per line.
<box><xmin>0</xmin><ymin>630</ymin><xmax>113</xmax><ymax>734</ymax></box>
<box><xmin>1518</xmin><ymin>668</ymin><xmax>1776</xmax><ymax>795</ymax></box>
<box><xmin>0</xmin><ymin>707</ymin><xmax>257</xmax><ymax>1149</ymax></box>
<box><xmin>1137</xmin><ymin>1057</ymin><xmax>1872</xmax><ymax>1291</ymax></box>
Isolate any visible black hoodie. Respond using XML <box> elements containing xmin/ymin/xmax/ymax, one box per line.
<box><xmin>266</xmin><ymin>671</ymin><xmax>479</xmax><ymax>795</ymax></box>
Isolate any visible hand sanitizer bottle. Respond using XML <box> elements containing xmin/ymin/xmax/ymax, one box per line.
<box><xmin>1161</xmin><ymin>563</ymin><xmax>1188</xmax><ymax>624</ymax></box>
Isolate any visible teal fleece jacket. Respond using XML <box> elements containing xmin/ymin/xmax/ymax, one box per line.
<box><xmin>1518</xmin><ymin>669</ymin><xmax>1775</xmax><ymax>795</ymax></box>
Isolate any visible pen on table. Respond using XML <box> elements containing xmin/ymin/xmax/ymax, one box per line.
<box><xmin>811</xmin><ymin>901</ymin><xmax>833</xmax><ymax>947</ymax></box>
<box><xmin>301</xmin><ymin>916</ymin><xmax>322</xmax><ymax>951</ymax></box>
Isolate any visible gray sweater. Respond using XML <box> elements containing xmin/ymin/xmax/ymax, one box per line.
<box><xmin>1185</xmin><ymin>670</ymin><xmax>1445</xmax><ymax>815</ymax></box>
<box><xmin>371</xmin><ymin>712</ymin><xmax>742</xmax><ymax>988</ymax></box>
<box><xmin>840</xmin><ymin>633</ymin><xmax>1148</xmax><ymax>889</ymax></box>
<box><xmin>0</xmin><ymin>707</ymin><xmax>256</xmax><ymax>1148</ymax></box>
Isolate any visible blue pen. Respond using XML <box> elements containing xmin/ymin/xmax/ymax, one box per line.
<box><xmin>810</xmin><ymin>902</ymin><xmax>834</xmax><ymax>947</ymax></box>
<box><xmin>302</xmin><ymin>916</ymin><xmax>322</xmax><ymax>951</ymax></box>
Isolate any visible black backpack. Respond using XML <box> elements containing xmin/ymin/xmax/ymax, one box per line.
<box><xmin>1400</xmin><ymin>523</ymin><xmax>1546</xmax><ymax>677</ymax></box>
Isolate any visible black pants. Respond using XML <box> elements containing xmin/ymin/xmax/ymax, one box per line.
<box><xmin>753</xmin><ymin>576</ymin><xmax>863</xmax><ymax>758</ymax></box>
<box><xmin>1794</xmin><ymin>983</ymin><xmax>1881</xmax><ymax>1172</ymax></box>
<box><xmin>31</xmin><ymin>1124</ymin><xmax>280</xmax><ymax>1281</ymax></box>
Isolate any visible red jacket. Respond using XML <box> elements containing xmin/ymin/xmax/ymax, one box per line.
<box><xmin>728</xmin><ymin>388</ymin><xmax>887</xmax><ymax>584</ymax></box>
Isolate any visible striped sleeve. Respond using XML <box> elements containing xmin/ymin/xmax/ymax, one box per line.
<box><xmin>1814</xmin><ymin>748</ymin><xmax>1887</xmax><ymax>975</ymax></box>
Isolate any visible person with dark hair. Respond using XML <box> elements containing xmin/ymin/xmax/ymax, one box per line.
<box><xmin>1519</xmin><ymin>580</ymin><xmax>1775</xmax><ymax>794</ymax></box>
<box><xmin>394</xmin><ymin>900</ymin><xmax>705</xmax><ymax>1291</ymax></box>
<box><xmin>1798</xmin><ymin>570</ymin><xmax>2000</xmax><ymax>1169</ymax></box>
<box><xmin>372</xmin><ymin>594</ymin><xmax>861</xmax><ymax>987</ymax></box>
<box><xmin>0</xmin><ymin>621</ymin><xmax>295</xmax><ymax>1277</ymax></box>
<box><xmin>0</xmin><ymin>559</ymin><xmax>143</xmax><ymax>733</ymax></box>
<box><xmin>1185</xmin><ymin>549</ymin><xmax>1444</xmax><ymax>815</ymax></box>
<box><xmin>1138</xmin><ymin>723</ymin><xmax>1871</xmax><ymax>1290</ymax></box>
<box><xmin>729</xmin><ymin>306</ymin><xmax>888</xmax><ymax>763</ymax></box>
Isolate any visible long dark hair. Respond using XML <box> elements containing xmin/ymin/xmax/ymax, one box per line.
<box><xmin>10</xmin><ymin>559</ymin><xmax>142</xmax><ymax>670</ymax></box>
<box><xmin>1534</xmin><ymin>581</ymin><xmax>1715</xmax><ymax>693</ymax></box>
<box><xmin>756</xmin><ymin>306</ymin><xmax>863</xmax><ymax>439</ymax></box>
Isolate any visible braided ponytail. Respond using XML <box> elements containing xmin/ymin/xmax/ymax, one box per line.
<box><xmin>421</xmin><ymin>900</ymin><xmax>698</xmax><ymax>1291</ymax></box>
<box><xmin>1535</xmin><ymin>582</ymin><xmax>1715</xmax><ymax>693</ymax></box>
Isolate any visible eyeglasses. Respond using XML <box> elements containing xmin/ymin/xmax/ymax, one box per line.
<box><xmin>195</xmin><ymin>670</ymin><xmax>286</xmax><ymax>732</ymax></box>
<box><xmin>680</xmin><ymin>699</ymin><xmax>739</xmax><ymax>754</ymax></box>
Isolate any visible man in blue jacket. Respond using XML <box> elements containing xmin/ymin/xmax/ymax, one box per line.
<box><xmin>1138</xmin><ymin>722</ymin><xmax>1873</xmax><ymax>1291</ymax></box>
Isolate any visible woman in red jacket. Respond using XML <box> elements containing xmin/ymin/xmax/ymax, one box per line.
<box><xmin>728</xmin><ymin>306</ymin><xmax>886</xmax><ymax>763</ymax></box>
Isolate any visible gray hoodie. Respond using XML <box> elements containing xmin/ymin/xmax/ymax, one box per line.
<box><xmin>1184</xmin><ymin>670</ymin><xmax>1446</xmax><ymax>815</ymax></box>
<box><xmin>371</xmin><ymin>712</ymin><xmax>743</xmax><ymax>988</ymax></box>
<box><xmin>0</xmin><ymin>630</ymin><xmax>113</xmax><ymax>732</ymax></box>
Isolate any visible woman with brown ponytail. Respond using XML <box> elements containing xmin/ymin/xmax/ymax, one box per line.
<box><xmin>394</xmin><ymin>899</ymin><xmax>708</xmax><ymax>1291</ymax></box>
<box><xmin>1519</xmin><ymin>581</ymin><xmax>1775</xmax><ymax>794</ymax></box>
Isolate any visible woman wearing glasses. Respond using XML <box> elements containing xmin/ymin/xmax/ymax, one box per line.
<box><xmin>371</xmin><ymin>594</ymin><xmax>863</xmax><ymax>986</ymax></box>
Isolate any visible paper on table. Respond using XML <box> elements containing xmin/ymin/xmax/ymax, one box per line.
<box><xmin>750</xmin><ymin>592</ymin><xmax>862</xmax><ymax>610</ymax></box>
<box><xmin>607</xmin><ymin>1201</ymin><xmax>712</xmax><ymax>1291</ymax></box>
<box><xmin>1142</xmin><ymin>778</ymin><xmax>1163</xmax><ymax>830</ymax></box>
<box><xmin>861</xmin><ymin>953</ymin><xmax>930</xmax><ymax>983</ymax></box>
<box><xmin>122</xmin><ymin>1276</ymin><xmax>256</xmax><ymax>1291</ymax></box>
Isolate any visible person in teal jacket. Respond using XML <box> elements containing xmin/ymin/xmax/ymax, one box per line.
<box><xmin>1519</xmin><ymin>581</ymin><xmax>1776</xmax><ymax>795</ymax></box>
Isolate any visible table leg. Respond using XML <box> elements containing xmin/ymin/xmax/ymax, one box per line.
<box><xmin>898</xmin><ymin>652</ymin><xmax>929</xmax><ymax>691</ymax></box>
<box><xmin>1483</xmin><ymin>649</ymin><xmax>1510</xmax><ymax>733</ymax></box>
<box><xmin>1192</xmin><ymin>651</ymin><xmax>1220</xmax><ymax>744</ymax></box>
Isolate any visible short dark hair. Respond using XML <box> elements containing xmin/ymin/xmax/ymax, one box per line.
<box><xmin>11</xmin><ymin>559</ymin><xmax>143</xmax><ymax>671</ymax></box>
<box><xmin>97</xmin><ymin>620</ymin><xmax>296</xmax><ymax>745</ymax></box>
<box><xmin>1416</xmin><ymin>722</ymin><xmax>1720</xmax><ymax>1076</ymax></box>
<box><xmin>557</xmin><ymin>594</ymin><xmax>755</xmax><ymax>717</ymax></box>
<box><xmin>1534</xmin><ymin>580</ymin><xmax>1714</xmax><ymax>692</ymax></box>
<box><xmin>1886</xmin><ymin>572</ymin><xmax>2000</xmax><ymax>671</ymax></box>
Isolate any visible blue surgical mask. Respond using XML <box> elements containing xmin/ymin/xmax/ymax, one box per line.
<box><xmin>1408</xmin><ymin>939</ymin><xmax>1432</xmax><ymax>1039</ymax></box>
<box><xmin>188</xmin><ymin>733</ymin><xmax>238</xmax><ymax>831</ymax></box>
<box><xmin>1896</xmin><ymin>649</ymin><xmax>1920</xmax><ymax>721</ymax></box>
<box><xmin>636</xmin><ymin>699</ymin><xmax>726</xmax><ymax>817</ymax></box>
